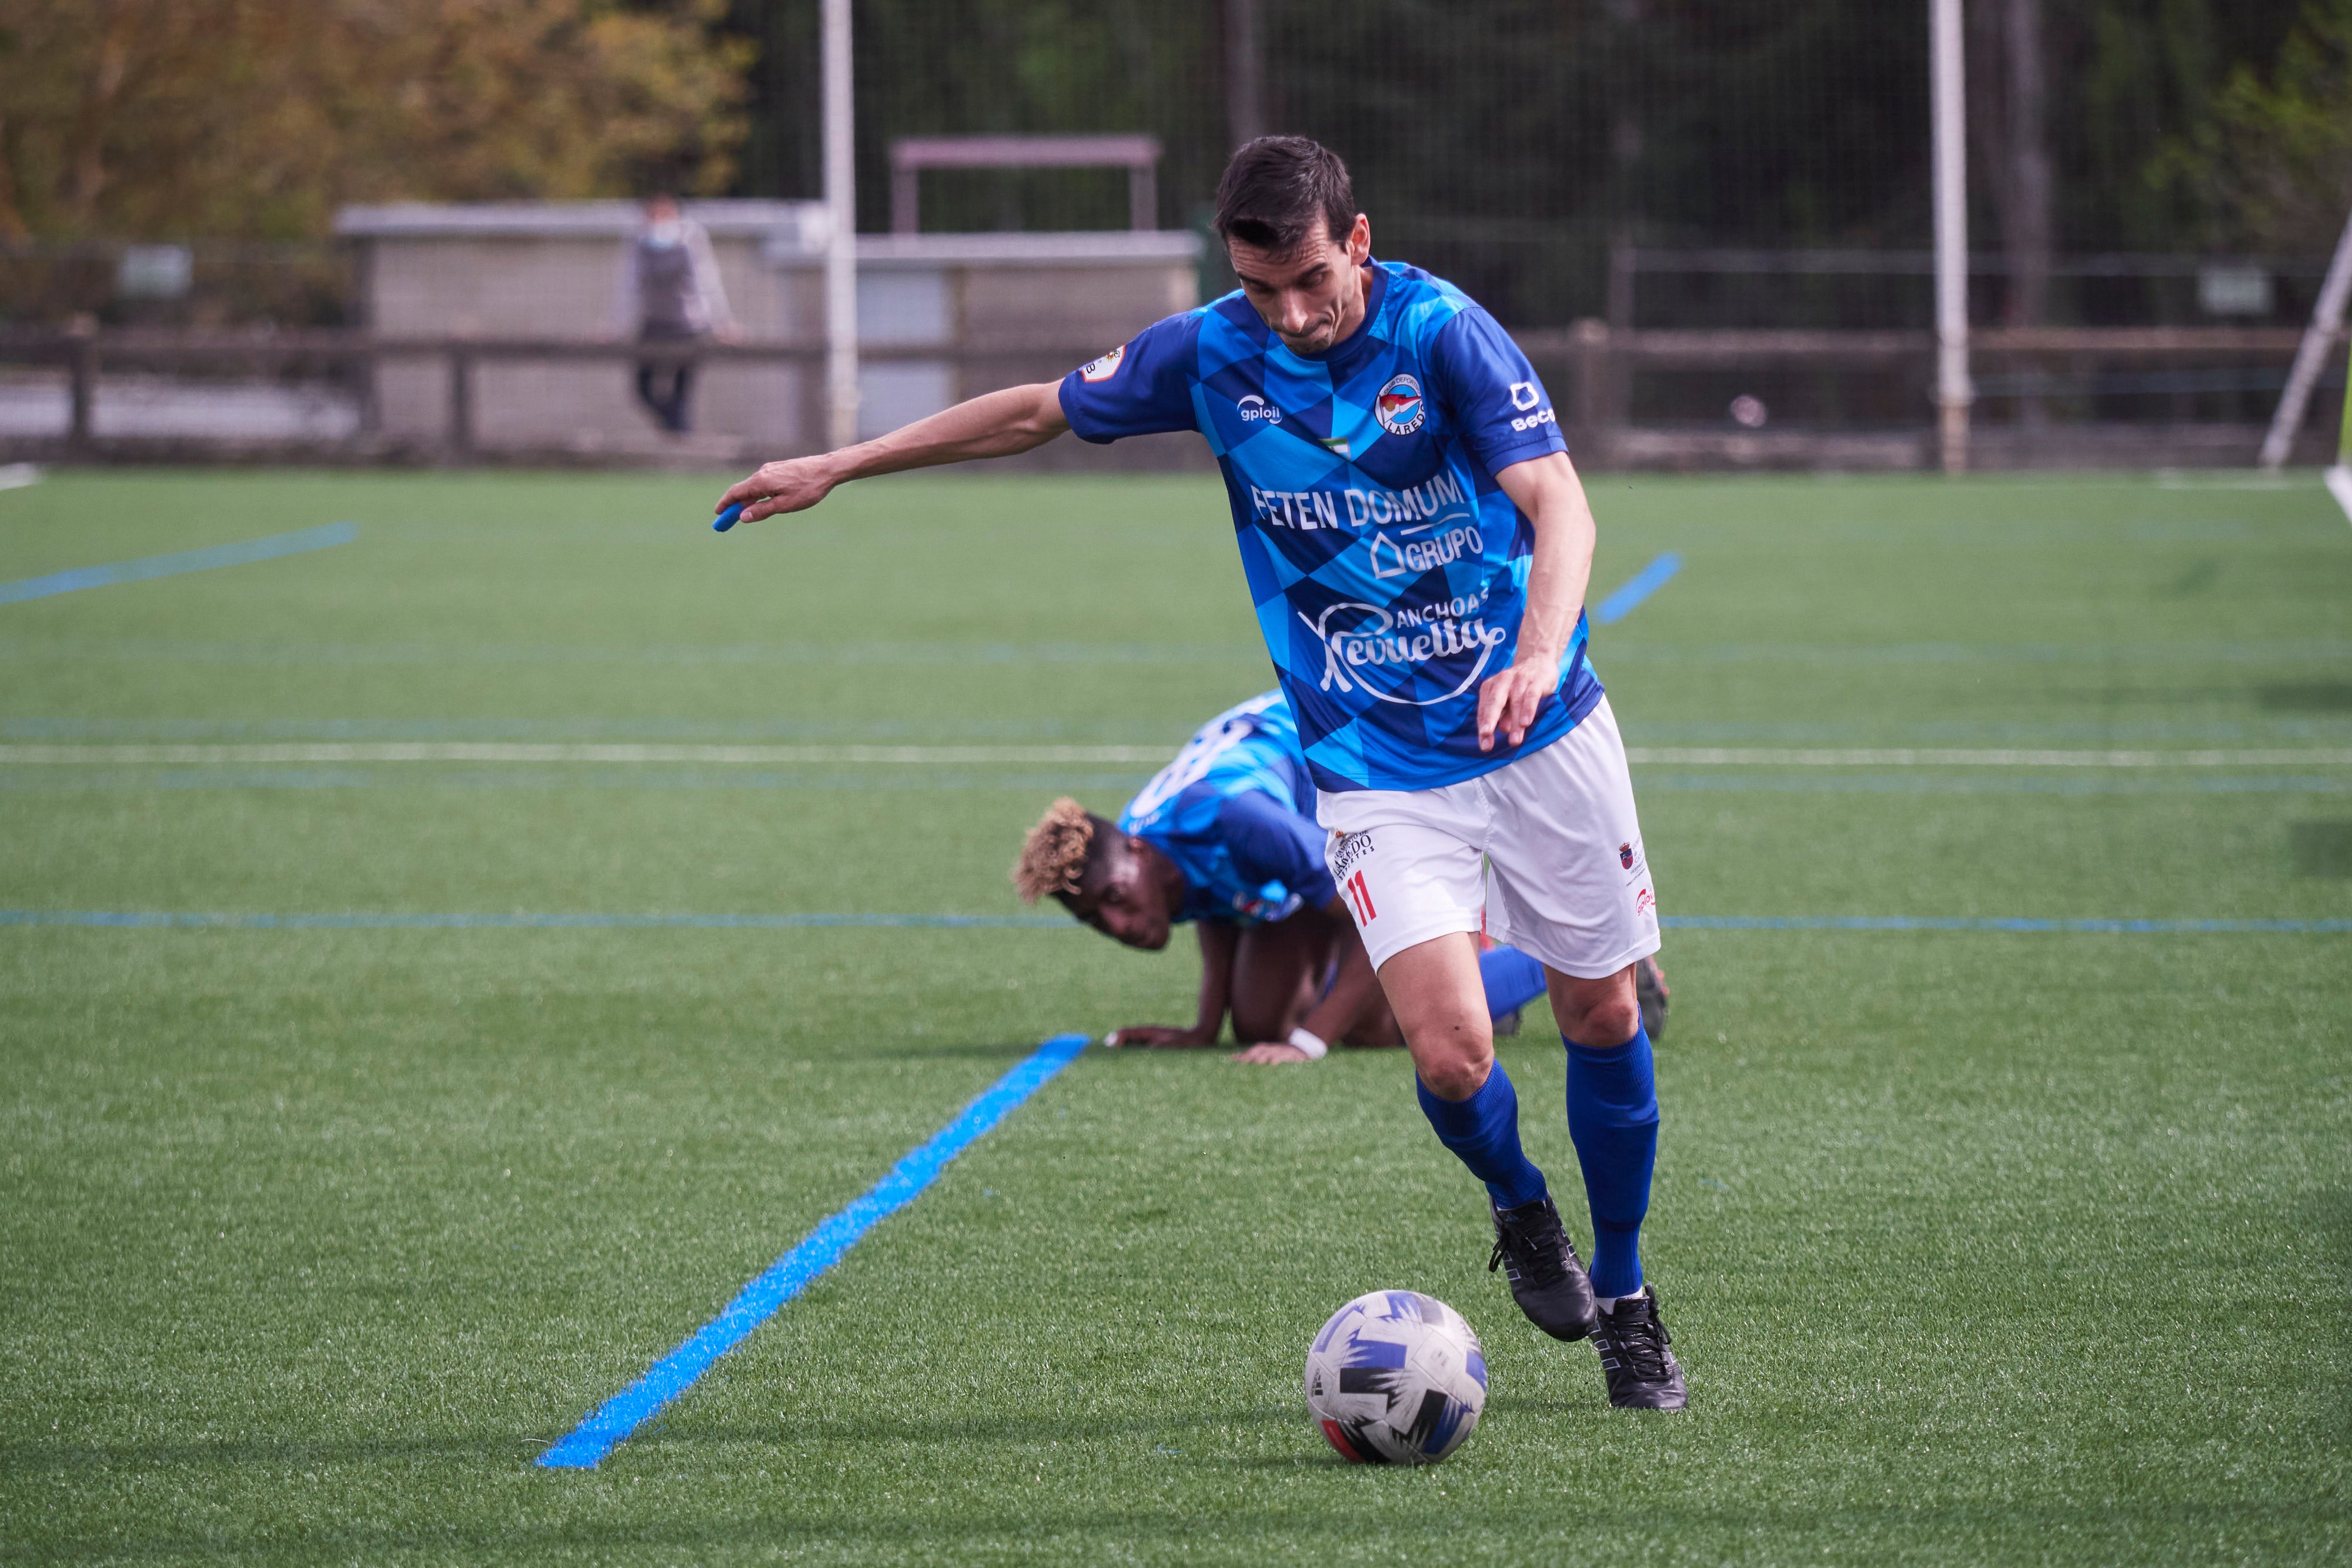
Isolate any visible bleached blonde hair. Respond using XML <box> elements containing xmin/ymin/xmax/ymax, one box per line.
<box><xmin>1011</xmin><ymin>797</ymin><xmax>1103</xmax><ymax>904</ymax></box>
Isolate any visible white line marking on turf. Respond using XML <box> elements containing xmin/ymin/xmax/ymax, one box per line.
<box><xmin>0</xmin><ymin>464</ymin><xmax>41</xmax><ymax>492</ymax></box>
<box><xmin>2326</xmin><ymin>465</ymin><xmax>2352</xmax><ymax>526</ymax></box>
<box><xmin>8</xmin><ymin>743</ymin><xmax>2348</xmax><ymax>769</ymax></box>
<box><xmin>2153</xmin><ymin>470</ymin><xmax>2296</xmax><ymax>491</ymax></box>
<box><xmin>1623</xmin><ymin>747</ymin><xmax>2352</xmax><ymax>767</ymax></box>
<box><xmin>5</xmin><ymin>910</ymin><xmax>2344</xmax><ymax>935</ymax></box>
<box><xmin>0</xmin><ymin>742</ymin><xmax>1172</xmax><ymax>765</ymax></box>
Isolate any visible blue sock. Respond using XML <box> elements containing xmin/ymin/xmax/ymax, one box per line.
<box><xmin>1477</xmin><ymin>944</ymin><xmax>1549</xmax><ymax>1019</ymax></box>
<box><xmin>1416</xmin><ymin>1061</ymin><xmax>1548</xmax><ymax>1211</ymax></box>
<box><xmin>1563</xmin><ymin>1024</ymin><xmax>1658</xmax><ymax>1299</ymax></box>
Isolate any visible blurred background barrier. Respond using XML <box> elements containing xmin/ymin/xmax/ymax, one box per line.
<box><xmin>8</xmin><ymin>316</ymin><xmax>2336</xmax><ymax>470</ymax></box>
<box><xmin>4</xmin><ymin>0</ymin><xmax>2348</xmax><ymax>471</ymax></box>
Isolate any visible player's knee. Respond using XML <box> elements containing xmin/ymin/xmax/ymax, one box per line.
<box><xmin>1556</xmin><ymin>974</ymin><xmax>1641</xmax><ymax>1048</ymax></box>
<box><xmin>1414</xmin><ymin>1047</ymin><xmax>1491</xmax><ymax>1101</ymax></box>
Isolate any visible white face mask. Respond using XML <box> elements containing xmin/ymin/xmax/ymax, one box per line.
<box><xmin>647</xmin><ymin>219</ymin><xmax>683</xmax><ymax>248</ymax></box>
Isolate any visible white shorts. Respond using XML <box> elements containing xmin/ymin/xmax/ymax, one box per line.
<box><xmin>1317</xmin><ymin>697</ymin><xmax>1661</xmax><ymax>978</ymax></box>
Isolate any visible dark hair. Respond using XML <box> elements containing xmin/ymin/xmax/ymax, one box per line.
<box><xmin>1212</xmin><ymin>136</ymin><xmax>1357</xmax><ymax>253</ymax></box>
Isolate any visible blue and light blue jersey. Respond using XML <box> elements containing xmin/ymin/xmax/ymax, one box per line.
<box><xmin>1118</xmin><ymin>690</ymin><xmax>1335</xmax><ymax>927</ymax></box>
<box><xmin>1061</xmin><ymin>259</ymin><xmax>1605</xmax><ymax>794</ymax></box>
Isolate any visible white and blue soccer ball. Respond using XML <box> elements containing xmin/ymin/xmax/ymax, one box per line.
<box><xmin>1304</xmin><ymin>1290</ymin><xmax>1487</xmax><ymax>1465</ymax></box>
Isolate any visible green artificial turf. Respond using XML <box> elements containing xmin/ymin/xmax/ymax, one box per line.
<box><xmin>1</xmin><ymin>467</ymin><xmax>2347</xmax><ymax>1564</ymax></box>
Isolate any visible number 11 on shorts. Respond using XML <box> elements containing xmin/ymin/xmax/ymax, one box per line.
<box><xmin>1342</xmin><ymin>869</ymin><xmax>1377</xmax><ymax>924</ymax></box>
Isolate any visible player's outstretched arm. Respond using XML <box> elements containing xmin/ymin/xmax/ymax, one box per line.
<box><xmin>717</xmin><ymin>382</ymin><xmax>1071</xmax><ymax>525</ymax></box>
<box><xmin>1476</xmin><ymin>451</ymin><xmax>1599</xmax><ymax>751</ymax></box>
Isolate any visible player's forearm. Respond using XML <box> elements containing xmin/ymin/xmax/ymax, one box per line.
<box><xmin>824</xmin><ymin>384</ymin><xmax>1069</xmax><ymax>483</ymax></box>
<box><xmin>1192</xmin><ymin>922</ymin><xmax>1239</xmax><ymax>1042</ymax></box>
<box><xmin>1504</xmin><ymin>456</ymin><xmax>1598</xmax><ymax>668</ymax></box>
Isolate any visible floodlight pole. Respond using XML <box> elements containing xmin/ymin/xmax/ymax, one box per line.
<box><xmin>822</xmin><ymin>0</ymin><xmax>859</xmax><ymax>454</ymax></box>
<box><xmin>2259</xmin><ymin>204</ymin><xmax>2352</xmax><ymax>471</ymax></box>
<box><xmin>1930</xmin><ymin>0</ymin><xmax>1973</xmax><ymax>475</ymax></box>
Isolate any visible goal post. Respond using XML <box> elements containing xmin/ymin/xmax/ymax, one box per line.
<box><xmin>2260</xmin><ymin>202</ymin><xmax>2352</xmax><ymax>472</ymax></box>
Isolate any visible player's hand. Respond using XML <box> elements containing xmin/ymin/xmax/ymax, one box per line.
<box><xmin>1230</xmin><ymin>1042</ymin><xmax>1311</xmax><ymax>1064</ymax></box>
<box><xmin>719</xmin><ymin>456</ymin><xmax>840</xmax><ymax>525</ymax></box>
<box><xmin>1102</xmin><ymin>1026</ymin><xmax>1211</xmax><ymax>1049</ymax></box>
<box><xmin>1475</xmin><ymin>655</ymin><xmax>1558</xmax><ymax>751</ymax></box>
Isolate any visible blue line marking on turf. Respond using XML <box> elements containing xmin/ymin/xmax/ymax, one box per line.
<box><xmin>536</xmin><ymin>1031</ymin><xmax>1091</xmax><ymax>1470</ymax></box>
<box><xmin>0</xmin><ymin>522</ymin><xmax>358</xmax><ymax>606</ymax></box>
<box><xmin>2</xmin><ymin>910</ymin><xmax>2343</xmax><ymax>934</ymax></box>
<box><xmin>1593</xmin><ymin>552</ymin><xmax>1682</xmax><ymax>624</ymax></box>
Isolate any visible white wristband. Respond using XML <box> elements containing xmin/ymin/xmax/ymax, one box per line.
<box><xmin>1288</xmin><ymin>1027</ymin><xmax>1329</xmax><ymax>1061</ymax></box>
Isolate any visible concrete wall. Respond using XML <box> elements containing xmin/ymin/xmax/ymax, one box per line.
<box><xmin>337</xmin><ymin>202</ymin><xmax>1202</xmax><ymax>463</ymax></box>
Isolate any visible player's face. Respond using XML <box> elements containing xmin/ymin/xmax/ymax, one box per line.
<box><xmin>1064</xmin><ymin>840</ymin><xmax>1172</xmax><ymax>951</ymax></box>
<box><xmin>1228</xmin><ymin>214</ymin><xmax>1373</xmax><ymax>356</ymax></box>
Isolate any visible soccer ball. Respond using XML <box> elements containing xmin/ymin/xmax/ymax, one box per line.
<box><xmin>1304</xmin><ymin>1290</ymin><xmax>1487</xmax><ymax>1465</ymax></box>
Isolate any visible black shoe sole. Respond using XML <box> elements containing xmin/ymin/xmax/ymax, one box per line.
<box><xmin>1511</xmin><ymin>1293</ymin><xmax>1596</xmax><ymax>1342</ymax></box>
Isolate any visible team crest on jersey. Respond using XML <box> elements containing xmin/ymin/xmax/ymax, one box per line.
<box><xmin>1080</xmin><ymin>344</ymin><xmax>1126</xmax><ymax>382</ymax></box>
<box><xmin>1374</xmin><ymin>373</ymin><xmax>1425</xmax><ymax>435</ymax></box>
<box><xmin>1620</xmin><ymin>842</ymin><xmax>1636</xmax><ymax>870</ymax></box>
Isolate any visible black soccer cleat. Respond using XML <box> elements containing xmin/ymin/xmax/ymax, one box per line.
<box><xmin>1487</xmin><ymin>1195</ymin><xmax>1597</xmax><ymax>1342</ymax></box>
<box><xmin>1592</xmin><ymin>1284</ymin><xmax>1687</xmax><ymax>1410</ymax></box>
<box><xmin>1634</xmin><ymin>955</ymin><xmax>1670</xmax><ymax>1042</ymax></box>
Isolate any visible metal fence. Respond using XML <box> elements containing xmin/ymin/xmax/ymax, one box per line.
<box><xmin>4</xmin><ymin>323</ymin><xmax>2339</xmax><ymax>472</ymax></box>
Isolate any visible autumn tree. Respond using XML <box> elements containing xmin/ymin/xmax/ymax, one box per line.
<box><xmin>0</xmin><ymin>0</ymin><xmax>751</xmax><ymax>242</ymax></box>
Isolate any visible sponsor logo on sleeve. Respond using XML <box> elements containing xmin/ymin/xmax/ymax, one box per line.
<box><xmin>1374</xmin><ymin>373</ymin><xmax>1426</xmax><ymax>435</ymax></box>
<box><xmin>1080</xmin><ymin>344</ymin><xmax>1126</xmax><ymax>382</ymax></box>
<box><xmin>1509</xmin><ymin>381</ymin><xmax>1540</xmax><ymax>411</ymax></box>
<box><xmin>1236</xmin><ymin>393</ymin><xmax>1282</xmax><ymax>424</ymax></box>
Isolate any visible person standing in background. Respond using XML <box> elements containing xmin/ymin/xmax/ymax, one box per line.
<box><xmin>613</xmin><ymin>194</ymin><xmax>739</xmax><ymax>434</ymax></box>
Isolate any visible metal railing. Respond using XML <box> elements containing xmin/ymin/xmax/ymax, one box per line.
<box><xmin>1</xmin><ymin>323</ymin><xmax>2338</xmax><ymax>469</ymax></box>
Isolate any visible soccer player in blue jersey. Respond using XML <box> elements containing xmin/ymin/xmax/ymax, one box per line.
<box><xmin>1007</xmin><ymin>688</ymin><xmax>1561</xmax><ymax>1062</ymax></box>
<box><xmin>718</xmin><ymin>136</ymin><xmax>1686</xmax><ymax>1409</ymax></box>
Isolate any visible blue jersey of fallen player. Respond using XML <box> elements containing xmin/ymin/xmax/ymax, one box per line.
<box><xmin>1118</xmin><ymin>690</ymin><xmax>1336</xmax><ymax>927</ymax></box>
<box><xmin>1060</xmin><ymin>258</ymin><xmax>1606</xmax><ymax>794</ymax></box>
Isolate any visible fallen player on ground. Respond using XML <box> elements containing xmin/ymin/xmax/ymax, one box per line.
<box><xmin>1009</xmin><ymin>689</ymin><xmax>1584</xmax><ymax>1062</ymax></box>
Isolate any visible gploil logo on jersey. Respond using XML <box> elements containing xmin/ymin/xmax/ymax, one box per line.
<box><xmin>1298</xmin><ymin>600</ymin><xmax>1506</xmax><ymax>705</ymax></box>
